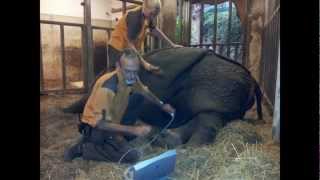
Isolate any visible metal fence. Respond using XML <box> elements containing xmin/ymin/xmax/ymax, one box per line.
<box><xmin>40</xmin><ymin>20</ymin><xmax>112</xmax><ymax>94</ymax></box>
<box><xmin>260</xmin><ymin>2</ymin><xmax>280</xmax><ymax>107</ymax></box>
<box><xmin>188</xmin><ymin>42</ymin><xmax>243</xmax><ymax>63</ymax></box>
<box><xmin>186</xmin><ymin>0</ymin><xmax>245</xmax><ymax>64</ymax></box>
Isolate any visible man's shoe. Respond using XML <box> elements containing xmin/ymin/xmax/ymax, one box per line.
<box><xmin>64</xmin><ymin>142</ymin><xmax>82</xmax><ymax>162</ymax></box>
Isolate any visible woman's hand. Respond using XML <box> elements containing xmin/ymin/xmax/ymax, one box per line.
<box><xmin>172</xmin><ymin>44</ymin><xmax>184</xmax><ymax>48</ymax></box>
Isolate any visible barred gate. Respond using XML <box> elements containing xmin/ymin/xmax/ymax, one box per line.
<box><xmin>186</xmin><ymin>0</ymin><xmax>246</xmax><ymax>64</ymax></box>
<box><xmin>260</xmin><ymin>0</ymin><xmax>280</xmax><ymax>107</ymax></box>
<box><xmin>40</xmin><ymin>20</ymin><xmax>112</xmax><ymax>94</ymax></box>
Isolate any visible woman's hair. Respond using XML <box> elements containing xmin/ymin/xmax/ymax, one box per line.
<box><xmin>143</xmin><ymin>0</ymin><xmax>161</xmax><ymax>11</ymax></box>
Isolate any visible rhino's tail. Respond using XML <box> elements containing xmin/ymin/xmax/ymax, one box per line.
<box><xmin>254</xmin><ymin>80</ymin><xmax>263</xmax><ymax>120</ymax></box>
<box><xmin>63</xmin><ymin>93</ymin><xmax>89</xmax><ymax>114</ymax></box>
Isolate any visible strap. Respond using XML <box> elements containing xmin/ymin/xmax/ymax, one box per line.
<box><xmin>78</xmin><ymin>123</ymin><xmax>92</xmax><ymax>137</ymax></box>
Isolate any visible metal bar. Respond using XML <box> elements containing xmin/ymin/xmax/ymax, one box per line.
<box><xmin>191</xmin><ymin>0</ymin><xmax>228</xmax><ymax>4</ymax></box>
<box><xmin>91</xmin><ymin>26</ymin><xmax>113</xmax><ymax>30</ymax></box>
<box><xmin>219</xmin><ymin>44</ymin><xmax>224</xmax><ymax>54</ymax></box>
<box><xmin>107</xmin><ymin>29</ymin><xmax>111</xmax><ymax>39</ymax></box>
<box><xmin>41</xmin><ymin>20</ymin><xmax>113</xmax><ymax>31</ymax></box>
<box><xmin>242</xmin><ymin>0</ymin><xmax>249</xmax><ymax>66</ymax></box>
<box><xmin>40</xmin><ymin>20</ymin><xmax>83</xmax><ymax>27</ymax></box>
<box><xmin>40</xmin><ymin>26</ymin><xmax>45</xmax><ymax>92</ymax></box>
<box><xmin>178</xmin><ymin>0</ymin><xmax>183</xmax><ymax>44</ymax></box>
<box><xmin>41</xmin><ymin>88</ymin><xmax>86</xmax><ymax>95</ymax></box>
<box><xmin>235</xmin><ymin>44</ymin><xmax>239</xmax><ymax>61</ymax></box>
<box><xmin>226</xmin><ymin>0</ymin><xmax>232</xmax><ymax>57</ymax></box>
<box><xmin>199</xmin><ymin>3</ymin><xmax>204</xmax><ymax>46</ymax></box>
<box><xmin>122</xmin><ymin>0</ymin><xmax>127</xmax><ymax>15</ymax></box>
<box><xmin>81</xmin><ymin>25</ymin><xmax>89</xmax><ymax>91</ymax></box>
<box><xmin>80</xmin><ymin>26</ymin><xmax>88</xmax><ymax>91</ymax></box>
<box><xmin>213</xmin><ymin>0</ymin><xmax>218</xmax><ymax>52</ymax></box>
<box><xmin>60</xmin><ymin>25</ymin><xmax>67</xmax><ymax>91</ymax></box>
<box><xmin>187</xmin><ymin>0</ymin><xmax>192</xmax><ymax>45</ymax></box>
<box><xmin>83</xmin><ymin>0</ymin><xmax>95</xmax><ymax>87</ymax></box>
<box><xmin>117</xmin><ymin>0</ymin><xmax>142</xmax><ymax>5</ymax></box>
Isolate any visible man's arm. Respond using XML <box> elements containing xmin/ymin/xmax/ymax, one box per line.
<box><xmin>134</xmin><ymin>78</ymin><xmax>175</xmax><ymax>114</ymax></box>
<box><xmin>134</xmin><ymin>79</ymin><xmax>176</xmax><ymax>114</ymax></box>
<box><xmin>134</xmin><ymin>77</ymin><xmax>164</xmax><ymax>107</ymax></box>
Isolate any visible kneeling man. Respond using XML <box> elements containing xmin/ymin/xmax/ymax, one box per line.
<box><xmin>64</xmin><ymin>48</ymin><xmax>175</xmax><ymax>163</ymax></box>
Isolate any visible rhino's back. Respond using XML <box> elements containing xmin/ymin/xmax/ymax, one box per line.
<box><xmin>187</xmin><ymin>54</ymin><xmax>253</xmax><ymax>117</ymax></box>
<box><xmin>139</xmin><ymin>47</ymin><xmax>208</xmax><ymax>98</ymax></box>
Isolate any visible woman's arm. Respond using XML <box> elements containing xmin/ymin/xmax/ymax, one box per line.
<box><xmin>150</xmin><ymin>27</ymin><xmax>183</xmax><ymax>48</ymax></box>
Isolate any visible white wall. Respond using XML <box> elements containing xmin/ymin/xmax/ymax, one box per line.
<box><xmin>40</xmin><ymin>0</ymin><xmax>113</xmax><ymax>20</ymax></box>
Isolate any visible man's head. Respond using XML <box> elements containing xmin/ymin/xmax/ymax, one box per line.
<box><xmin>118</xmin><ymin>48</ymin><xmax>140</xmax><ymax>86</ymax></box>
<box><xmin>142</xmin><ymin>0</ymin><xmax>161</xmax><ymax>20</ymax></box>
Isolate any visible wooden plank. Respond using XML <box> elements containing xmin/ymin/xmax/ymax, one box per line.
<box><xmin>159</xmin><ymin>0</ymin><xmax>177</xmax><ymax>47</ymax></box>
<box><xmin>40</xmin><ymin>20</ymin><xmax>83</xmax><ymax>27</ymax></box>
<box><xmin>41</xmin><ymin>88</ymin><xmax>86</xmax><ymax>95</ymax></box>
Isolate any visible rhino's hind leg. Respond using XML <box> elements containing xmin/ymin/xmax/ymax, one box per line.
<box><xmin>187</xmin><ymin>112</ymin><xmax>224</xmax><ymax>146</ymax></box>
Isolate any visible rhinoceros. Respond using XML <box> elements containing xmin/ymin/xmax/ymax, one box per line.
<box><xmin>64</xmin><ymin>47</ymin><xmax>262</xmax><ymax>146</ymax></box>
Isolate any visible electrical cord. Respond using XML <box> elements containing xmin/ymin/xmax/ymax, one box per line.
<box><xmin>118</xmin><ymin>112</ymin><xmax>175</xmax><ymax>164</ymax></box>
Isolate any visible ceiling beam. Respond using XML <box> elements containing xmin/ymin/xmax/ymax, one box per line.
<box><xmin>117</xmin><ymin>0</ymin><xmax>143</xmax><ymax>5</ymax></box>
<box><xmin>112</xmin><ymin>4</ymin><xmax>138</xmax><ymax>13</ymax></box>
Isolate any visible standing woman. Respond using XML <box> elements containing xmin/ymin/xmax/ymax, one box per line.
<box><xmin>102</xmin><ymin>0</ymin><xmax>182</xmax><ymax>75</ymax></box>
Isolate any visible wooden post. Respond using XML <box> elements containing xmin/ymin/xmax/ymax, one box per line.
<box><xmin>40</xmin><ymin>27</ymin><xmax>44</xmax><ymax>92</ymax></box>
<box><xmin>83</xmin><ymin>0</ymin><xmax>94</xmax><ymax>88</ymax></box>
<box><xmin>159</xmin><ymin>0</ymin><xmax>177</xmax><ymax>47</ymax></box>
<box><xmin>181</xmin><ymin>0</ymin><xmax>191</xmax><ymax>46</ymax></box>
<box><xmin>272</xmin><ymin>41</ymin><xmax>280</xmax><ymax>143</ymax></box>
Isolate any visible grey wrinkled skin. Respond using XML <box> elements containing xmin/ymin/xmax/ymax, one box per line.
<box><xmin>64</xmin><ymin>47</ymin><xmax>262</xmax><ymax>148</ymax></box>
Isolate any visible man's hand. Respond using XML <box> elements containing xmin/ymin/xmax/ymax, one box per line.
<box><xmin>135</xmin><ymin>125</ymin><xmax>152</xmax><ymax>137</ymax></box>
<box><xmin>162</xmin><ymin>104</ymin><xmax>176</xmax><ymax>114</ymax></box>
